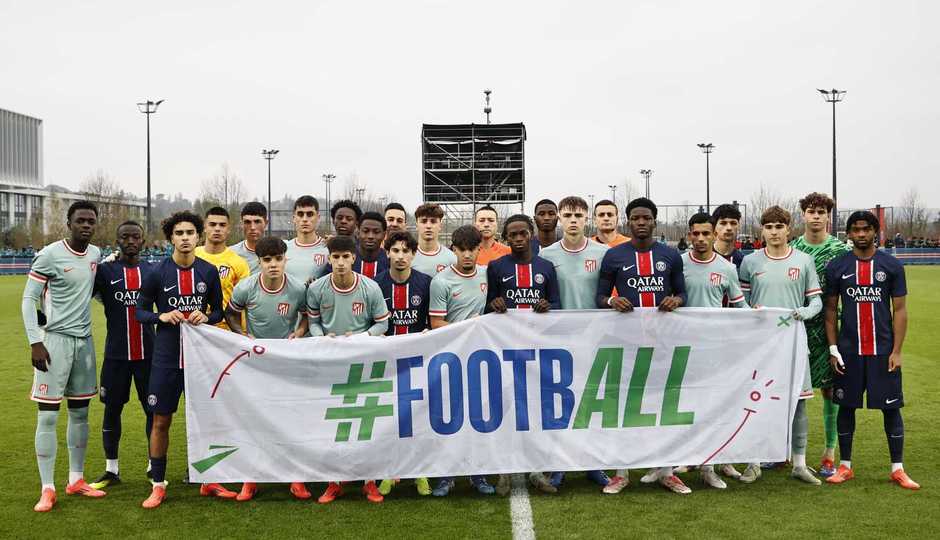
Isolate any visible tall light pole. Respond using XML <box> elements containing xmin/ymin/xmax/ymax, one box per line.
<box><xmin>322</xmin><ymin>173</ymin><xmax>335</xmax><ymax>233</ymax></box>
<box><xmin>639</xmin><ymin>169</ymin><xmax>653</xmax><ymax>199</ymax></box>
<box><xmin>697</xmin><ymin>143</ymin><xmax>715</xmax><ymax>213</ymax></box>
<box><xmin>136</xmin><ymin>99</ymin><xmax>164</xmax><ymax>234</ymax></box>
<box><xmin>355</xmin><ymin>188</ymin><xmax>366</xmax><ymax>206</ymax></box>
<box><xmin>261</xmin><ymin>149</ymin><xmax>279</xmax><ymax>233</ymax></box>
<box><xmin>818</xmin><ymin>88</ymin><xmax>846</xmax><ymax>230</ymax></box>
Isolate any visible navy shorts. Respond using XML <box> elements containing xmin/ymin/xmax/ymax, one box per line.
<box><xmin>832</xmin><ymin>353</ymin><xmax>903</xmax><ymax>410</ymax></box>
<box><xmin>147</xmin><ymin>365</ymin><xmax>185</xmax><ymax>415</ymax></box>
<box><xmin>100</xmin><ymin>357</ymin><xmax>151</xmax><ymax>406</ymax></box>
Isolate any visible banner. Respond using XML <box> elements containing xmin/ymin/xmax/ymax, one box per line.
<box><xmin>183</xmin><ymin>308</ymin><xmax>807</xmax><ymax>482</ymax></box>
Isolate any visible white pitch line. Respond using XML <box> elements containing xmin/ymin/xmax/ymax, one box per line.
<box><xmin>509</xmin><ymin>473</ymin><xmax>536</xmax><ymax>540</ymax></box>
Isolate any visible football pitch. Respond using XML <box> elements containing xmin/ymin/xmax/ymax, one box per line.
<box><xmin>1</xmin><ymin>269</ymin><xmax>938</xmax><ymax>539</ymax></box>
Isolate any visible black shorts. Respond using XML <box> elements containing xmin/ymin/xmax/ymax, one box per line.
<box><xmin>147</xmin><ymin>365</ymin><xmax>185</xmax><ymax>415</ymax></box>
<box><xmin>832</xmin><ymin>353</ymin><xmax>903</xmax><ymax>410</ymax></box>
<box><xmin>100</xmin><ymin>357</ymin><xmax>151</xmax><ymax>406</ymax></box>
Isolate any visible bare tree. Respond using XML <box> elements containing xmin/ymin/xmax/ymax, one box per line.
<box><xmin>79</xmin><ymin>170</ymin><xmax>136</xmax><ymax>247</ymax></box>
<box><xmin>898</xmin><ymin>187</ymin><xmax>929</xmax><ymax>237</ymax></box>
<box><xmin>200</xmin><ymin>163</ymin><xmax>247</xmax><ymax>210</ymax></box>
<box><xmin>747</xmin><ymin>183</ymin><xmax>801</xmax><ymax>235</ymax></box>
<box><xmin>43</xmin><ymin>192</ymin><xmax>70</xmax><ymax>244</ymax></box>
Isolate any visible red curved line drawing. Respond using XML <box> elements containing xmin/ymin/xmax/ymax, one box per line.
<box><xmin>210</xmin><ymin>349</ymin><xmax>250</xmax><ymax>399</ymax></box>
<box><xmin>700</xmin><ymin>408</ymin><xmax>756</xmax><ymax>466</ymax></box>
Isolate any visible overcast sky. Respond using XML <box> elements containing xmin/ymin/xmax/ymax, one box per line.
<box><xmin>2</xmin><ymin>0</ymin><xmax>938</xmax><ymax>213</ymax></box>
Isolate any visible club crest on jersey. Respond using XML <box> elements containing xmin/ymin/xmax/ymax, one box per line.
<box><xmin>480</xmin><ymin>283</ymin><xmax>488</xmax><ymax>293</ymax></box>
<box><xmin>655</xmin><ymin>261</ymin><xmax>667</xmax><ymax>272</ymax></box>
<box><xmin>411</xmin><ymin>295</ymin><xmax>422</xmax><ymax>307</ymax></box>
<box><xmin>277</xmin><ymin>302</ymin><xmax>291</xmax><ymax>316</ymax></box>
<box><xmin>534</xmin><ymin>273</ymin><xmax>545</xmax><ymax>284</ymax></box>
<box><xmin>875</xmin><ymin>271</ymin><xmax>886</xmax><ymax>282</ymax></box>
<box><xmin>89</xmin><ymin>262</ymin><xmax>97</xmax><ymax>273</ymax></box>
<box><xmin>315</xmin><ymin>254</ymin><xmax>326</xmax><ymax>266</ymax></box>
<box><xmin>197</xmin><ymin>281</ymin><xmax>207</xmax><ymax>293</ymax></box>
<box><xmin>352</xmin><ymin>302</ymin><xmax>364</xmax><ymax>316</ymax></box>
<box><xmin>710</xmin><ymin>272</ymin><xmax>723</xmax><ymax>287</ymax></box>
<box><xmin>585</xmin><ymin>259</ymin><xmax>597</xmax><ymax>272</ymax></box>
<box><xmin>788</xmin><ymin>267</ymin><xmax>800</xmax><ymax>281</ymax></box>
<box><xmin>436</xmin><ymin>264</ymin><xmax>446</xmax><ymax>273</ymax></box>
<box><xmin>219</xmin><ymin>265</ymin><xmax>231</xmax><ymax>279</ymax></box>
<box><xmin>38</xmin><ymin>383</ymin><xmax>48</xmax><ymax>396</ymax></box>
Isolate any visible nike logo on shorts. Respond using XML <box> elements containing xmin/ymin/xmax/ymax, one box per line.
<box><xmin>886</xmin><ymin>398</ymin><xmax>899</xmax><ymax>404</ymax></box>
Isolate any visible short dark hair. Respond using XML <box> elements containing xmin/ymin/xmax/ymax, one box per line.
<box><xmin>502</xmin><ymin>214</ymin><xmax>535</xmax><ymax>238</ymax></box>
<box><xmin>799</xmin><ymin>192</ymin><xmax>835</xmax><ymax>213</ymax></box>
<box><xmin>327</xmin><ymin>234</ymin><xmax>357</xmax><ymax>254</ymax></box>
<box><xmin>475</xmin><ymin>205</ymin><xmax>498</xmax><ymax>218</ymax></box>
<box><xmin>534</xmin><ymin>199</ymin><xmax>557</xmax><ymax>211</ymax></box>
<box><xmin>205</xmin><ymin>206</ymin><xmax>229</xmax><ymax>219</ymax></box>
<box><xmin>846</xmin><ymin>210</ymin><xmax>879</xmax><ymax>233</ymax></box>
<box><xmin>360</xmin><ymin>211</ymin><xmax>387</xmax><ymax>230</ymax></box>
<box><xmin>240</xmin><ymin>201</ymin><xmax>268</xmax><ymax>218</ymax></box>
<box><xmin>688</xmin><ymin>212</ymin><xmax>713</xmax><ymax>229</ymax></box>
<box><xmin>384</xmin><ymin>202</ymin><xmax>406</xmax><ymax>215</ymax></box>
<box><xmin>116</xmin><ymin>220</ymin><xmax>144</xmax><ymax>234</ymax></box>
<box><xmin>451</xmin><ymin>225</ymin><xmax>482</xmax><ymax>251</ymax></box>
<box><xmin>760</xmin><ymin>205</ymin><xmax>791</xmax><ymax>226</ymax></box>
<box><xmin>558</xmin><ymin>196</ymin><xmax>588</xmax><ymax>213</ymax></box>
<box><xmin>331</xmin><ymin>199</ymin><xmax>363</xmax><ymax>222</ymax></box>
<box><xmin>383</xmin><ymin>231</ymin><xmax>418</xmax><ymax>252</ymax></box>
<box><xmin>255</xmin><ymin>236</ymin><xmax>287</xmax><ymax>258</ymax></box>
<box><xmin>294</xmin><ymin>195</ymin><xmax>320</xmax><ymax>211</ymax></box>
<box><xmin>162</xmin><ymin>211</ymin><xmax>204</xmax><ymax>240</ymax></box>
<box><xmin>626</xmin><ymin>197</ymin><xmax>658</xmax><ymax>219</ymax></box>
<box><xmin>594</xmin><ymin>199</ymin><xmax>617</xmax><ymax>213</ymax></box>
<box><xmin>414</xmin><ymin>203</ymin><xmax>444</xmax><ymax>220</ymax></box>
<box><xmin>711</xmin><ymin>204</ymin><xmax>741</xmax><ymax>224</ymax></box>
<box><xmin>67</xmin><ymin>200</ymin><xmax>98</xmax><ymax>221</ymax></box>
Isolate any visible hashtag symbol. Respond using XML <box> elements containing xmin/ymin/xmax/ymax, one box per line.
<box><xmin>777</xmin><ymin>315</ymin><xmax>792</xmax><ymax>327</ymax></box>
<box><xmin>324</xmin><ymin>361</ymin><xmax>394</xmax><ymax>441</ymax></box>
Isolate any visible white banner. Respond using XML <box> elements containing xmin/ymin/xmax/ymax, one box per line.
<box><xmin>183</xmin><ymin>308</ymin><xmax>807</xmax><ymax>482</ymax></box>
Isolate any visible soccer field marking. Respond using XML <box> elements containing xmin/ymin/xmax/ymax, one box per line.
<box><xmin>510</xmin><ymin>473</ymin><xmax>536</xmax><ymax>540</ymax></box>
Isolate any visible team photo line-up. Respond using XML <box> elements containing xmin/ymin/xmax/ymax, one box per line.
<box><xmin>24</xmin><ymin>190</ymin><xmax>918</xmax><ymax>512</ymax></box>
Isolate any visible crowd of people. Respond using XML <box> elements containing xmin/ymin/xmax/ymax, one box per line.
<box><xmin>21</xmin><ymin>191</ymin><xmax>919</xmax><ymax>513</ymax></box>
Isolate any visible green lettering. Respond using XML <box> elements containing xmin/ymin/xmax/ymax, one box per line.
<box><xmin>622</xmin><ymin>347</ymin><xmax>657</xmax><ymax>427</ymax></box>
<box><xmin>660</xmin><ymin>346</ymin><xmax>695</xmax><ymax>425</ymax></box>
<box><xmin>573</xmin><ymin>348</ymin><xmax>623</xmax><ymax>429</ymax></box>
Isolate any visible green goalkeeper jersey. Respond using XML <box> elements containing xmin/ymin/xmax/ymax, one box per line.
<box><xmin>790</xmin><ymin>234</ymin><xmax>850</xmax><ymax>322</ymax></box>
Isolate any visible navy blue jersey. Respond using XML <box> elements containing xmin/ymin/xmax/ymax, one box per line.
<box><xmin>374</xmin><ymin>269</ymin><xmax>432</xmax><ymax>335</ymax></box>
<box><xmin>94</xmin><ymin>260</ymin><xmax>156</xmax><ymax>361</ymax></box>
<box><xmin>325</xmin><ymin>249</ymin><xmax>389</xmax><ymax>280</ymax></box>
<box><xmin>530</xmin><ymin>238</ymin><xmax>541</xmax><ymax>256</ymax></box>
<box><xmin>486</xmin><ymin>254</ymin><xmax>561</xmax><ymax>310</ymax></box>
<box><xmin>135</xmin><ymin>257</ymin><xmax>223</xmax><ymax>368</ymax></box>
<box><xmin>596</xmin><ymin>241</ymin><xmax>686</xmax><ymax>308</ymax></box>
<box><xmin>717</xmin><ymin>248</ymin><xmax>745</xmax><ymax>270</ymax></box>
<box><xmin>825</xmin><ymin>250</ymin><xmax>906</xmax><ymax>356</ymax></box>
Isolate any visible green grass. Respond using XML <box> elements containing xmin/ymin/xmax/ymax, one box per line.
<box><xmin>1</xmin><ymin>268</ymin><xmax>938</xmax><ymax>539</ymax></box>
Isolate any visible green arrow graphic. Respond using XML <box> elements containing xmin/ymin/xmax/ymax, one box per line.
<box><xmin>191</xmin><ymin>445</ymin><xmax>239</xmax><ymax>473</ymax></box>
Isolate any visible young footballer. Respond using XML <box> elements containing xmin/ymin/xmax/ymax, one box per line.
<box><xmin>373</xmin><ymin>231</ymin><xmax>432</xmax><ymax>497</ymax></box>
<box><xmin>487</xmin><ymin>214</ymin><xmax>560</xmax><ymax>495</ymax></box>
<box><xmin>230</xmin><ymin>202</ymin><xmax>268</xmax><ymax>275</ymax></box>
<box><xmin>681</xmin><ymin>213</ymin><xmax>747</xmax><ymax>488</ymax></box>
<box><xmin>224</xmin><ymin>236</ymin><xmax>312</xmax><ymax>501</ymax></box>
<box><xmin>331</xmin><ymin>199</ymin><xmax>362</xmax><ymax>237</ymax></box>
<box><xmin>284</xmin><ymin>195</ymin><xmax>330</xmax><ymax>283</ymax></box>
<box><xmin>89</xmin><ymin>221</ymin><xmax>155</xmax><ymax>490</ymax></box>
<box><xmin>136</xmin><ymin>211</ymin><xmax>228</xmax><ymax>508</ymax></box>
<box><xmin>790</xmin><ymin>192</ymin><xmax>851</xmax><ymax>477</ymax></box>
<box><xmin>824</xmin><ymin>211</ymin><xmax>918</xmax><ymax>489</ymax></box>
<box><xmin>592</xmin><ymin>199</ymin><xmax>630</xmax><ymax>247</ymax></box>
<box><xmin>307</xmin><ymin>235</ymin><xmax>390</xmax><ymax>503</ymax></box>
<box><xmin>427</xmin><ymin>225</ymin><xmax>495</xmax><ymax>497</ymax></box>
<box><xmin>532</xmin><ymin>199</ymin><xmax>559</xmax><ymax>254</ymax></box>
<box><xmin>195</xmin><ymin>207</ymin><xmax>250</xmax><ymax>330</ymax></box>
<box><xmin>596</xmin><ymin>197</ymin><xmax>688</xmax><ymax>494</ymax></box>
<box><xmin>384</xmin><ymin>202</ymin><xmax>408</xmax><ymax>234</ymax></box>
<box><xmin>539</xmin><ymin>196</ymin><xmax>612</xmax><ymax>492</ymax></box>
<box><xmin>474</xmin><ymin>205</ymin><xmax>511</xmax><ymax>266</ymax></box>
<box><xmin>738</xmin><ymin>206</ymin><xmax>822</xmax><ymax>486</ymax></box>
<box><xmin>711</xmin><ymin>204</ymin><xmax>745</xmax><ymax>269</ymax></box>
<box><xmin>354</xmin><ymin>211</ymin><xmax>390</xmax><ymax>278</ymax></box>
<box><xmin>412</xmin><ymin>203</ymin><xmax>456</xmax><ymax>276</ymax></box>
<box><xmin>24</xmin><ymin>201</ymin><xmax>105</xmax><ymax>511</ymax></box>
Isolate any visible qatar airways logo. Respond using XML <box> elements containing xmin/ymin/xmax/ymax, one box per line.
<box><xmin>113</xmin><ymin>290</ymin><xmax>141</xmax><ymax>306</ymax></box>
<box><xmin>626</xmin><ymin>275</ymin><xmax>664</xmax><ymax>291</ymax></box>
<box><xmin>846</xmin><ymin>286</ymin><xmax>883</xmax><ymax>303</ymax></box>
<box><xmin>168</xmin><ymin>295</ymin><xmax>205</xmax><ymax>311</ymax></box>
<box><xmin>506</xmin><ymin>289</ymin><xmax>542</xmax><ymax>304</ymax></box>
<box><xmin>391</xmin><ymin>308</ymin><xmax>421</xmax><ymax>326</ymax></box>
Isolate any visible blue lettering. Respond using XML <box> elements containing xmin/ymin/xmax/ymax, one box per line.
<box><xmin>396</xmin><ymin>356</ymin><xmax>424</xmax><ymax>438</ymax></box>
<box><xmin>503</xmin><ymin>349</ymin><xmax>535</xmax><ymax>431</ymax></box>
<box><xmin>467</xmin><ymin>349</ymin><xmax>503</xmax><ymax>433</ymax></box>
<box><xmin>428</xmin><ymin>352</ymin><xmax>464</xmax><ymax>435</ymax></box>
<box><xmin>539</xmin><ymin>348</ymin><xmax>574</xmax><ymax>430</ymax></box>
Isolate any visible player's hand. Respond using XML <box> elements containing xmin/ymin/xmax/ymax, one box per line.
<box><xmin>30</xmin><ymin>343</ymin><xmax>51</xmax><ymax>372</ymax></box>
<box><xmin>187</xmin><ymin>310</ymin><xmax>208</xmax><ymax>326</ymax></box>
<box><xmin>327</xmin><ymin>332</ymin><xmax>336</xmax><ymax>338</ymax></box>
<box><xmin>609</xmin><ymin>297</ymin><xmax>633</xmax><ymax>312</ymax></box>
<box><xmin>829</xmin><ymin>345</ymin><xmax>845</xmax><ymax>375</ymax></box>
<box><xmin>159</xmin><ymin>310</ymin><xmax>186</xmax><ymax>325</ymax></box>
<box><xmin>421</xmin><ymin>328</ymin><xmax>429</xmax><ymax>333</ymax></box>
<box><xmin>287</xmin><ymin>331</ymin><xmax>298</xmax><ymax>340</ymax></box>
<box><xmin>533</xmin><ymin>299</ymin><xmax>551</xmax><ymax>313</ymax></box>
<box><xmin>489</xmin><ymin>297</ymin><xmax>507</xmax><ymax>313</ymax></box>
<box><xmin>888</xmin><ymin>351</ymin><xmax>902</xmax><ymax>372</ymax></box>
<box><xmin>659</xmin><ymin>296</ymin><xmax>682</xmax><ymax>312</ymax></box>
<box><xmin>344</xmin><ymin>331</ymin><xmax>353</xmax><ymax>337</ymax></box>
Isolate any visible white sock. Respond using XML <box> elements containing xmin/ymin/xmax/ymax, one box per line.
<box><xmin>147</xmin><ymin>461</ymin><xmax>152</xmax><ymax>472</ymax></box>
<box><xmin>841</xmin><ymin>460</ymin><xmax>852</xmax><ymax>469</ymax></box>
<box><xmin>793</xmin><ymin>454</ymin><xmax>806</xmax><ymax>468</ymax></box>
<box><xmin>615</xmin><ymin>469</ymin><xmax>627</xmax><ymax>477</ymax></box>
<box><xmin>68</xmin><ymin>471</ymin><xmax>83</xmax><ymax>484</ymax></box>
<box><xmin>891</xmin><ymin>462</ymin><xmax>903</xmax><ymax>472</ymax></box>
<box><xmin>657</xmin><ymin>466</ymin><xmax>673</xmax><ymax>477</ymax></box>
<box><xmin>702</xmin><ymin>464</ymin><xmax>715</xmax><ymax>473</ymax></box>
<box><xmin>42</xmin><ymin>483</ymin><xmax>55</xmax><ymax>491</ymax></box>
<box><xmin>106</xmin><ymin>459</ymin><xmax>119</xmax><ymax>475</ymax></box>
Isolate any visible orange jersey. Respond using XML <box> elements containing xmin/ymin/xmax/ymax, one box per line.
<box><xmin>592</xmin><ymin>232</ymin><xmax>630</xmax><ymax>248</ymax></box>
<box><xmin>476</xmin><ymin>241</ymin><xmax>512</xmax><ymax>266</ymax></box>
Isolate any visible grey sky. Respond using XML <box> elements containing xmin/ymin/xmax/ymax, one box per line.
<box><xmin>2</xmin><ymin>0</ymin><xmax>938</xmax><ymax>212</ymax></box>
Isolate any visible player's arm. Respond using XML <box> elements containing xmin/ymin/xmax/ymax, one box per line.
<box><xmin>660</xmin><ymin>254</ymin><xmax>686</xmax><ymax>312</ymax></box>
<box><xmin>485</xmin><ymin>263</ymin><xmax>507</xmax><ymax>313</ymax></box>
<box><xmin>367</xmin><ymin>283</ymin><xmax>391</xmax><ymax>336</ymax></box>
<box><xmin>22</xmin><ymin>256</ymin><xmax>52</xmax><ymax>370</ymax></box>
<box><xmin>428</xmin><ymin>274</ymin><xmax>450</xmax><ymax>328</ymax></box>
<box><xmin>135</xmin><ymin>269</ymin><xmax>167</xmax><ymax>324</ymax></box>
<box><xmin>793</xmin><ymin>263</ymin><xmax>823</xmax><ymax>320</ymax></box>
<box><xmin>305</xmin><ymin>285</ymin><xmax>325</xmax><ymax>337</ymax></box>
<box><xmin>225</xmin><ymin>283</ymin><xmax>247</xmax><ymax>334</ymax></box>
<box><xmin>194</xmin><ymin>272</ymin><xmax>224</xmax><ymax>326</ymax></box>
<box><xmin>738</xmin><ymin>258</ymin><xmax>753</xmax><ymax>306</ymax></box>
<box><xmin>889</xmin><ymin>295</ymin><xmax>907</xmax><ymax>371</ymax></box>
<box><xmin>726</xmin><ymin>268</ymin><xmax>747</xmax><ymax>308</ymax></box>
<box><xmin>595</xmin><ymin>251</ymin><xmax>616</xmax><ymax>308</ymax></box>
